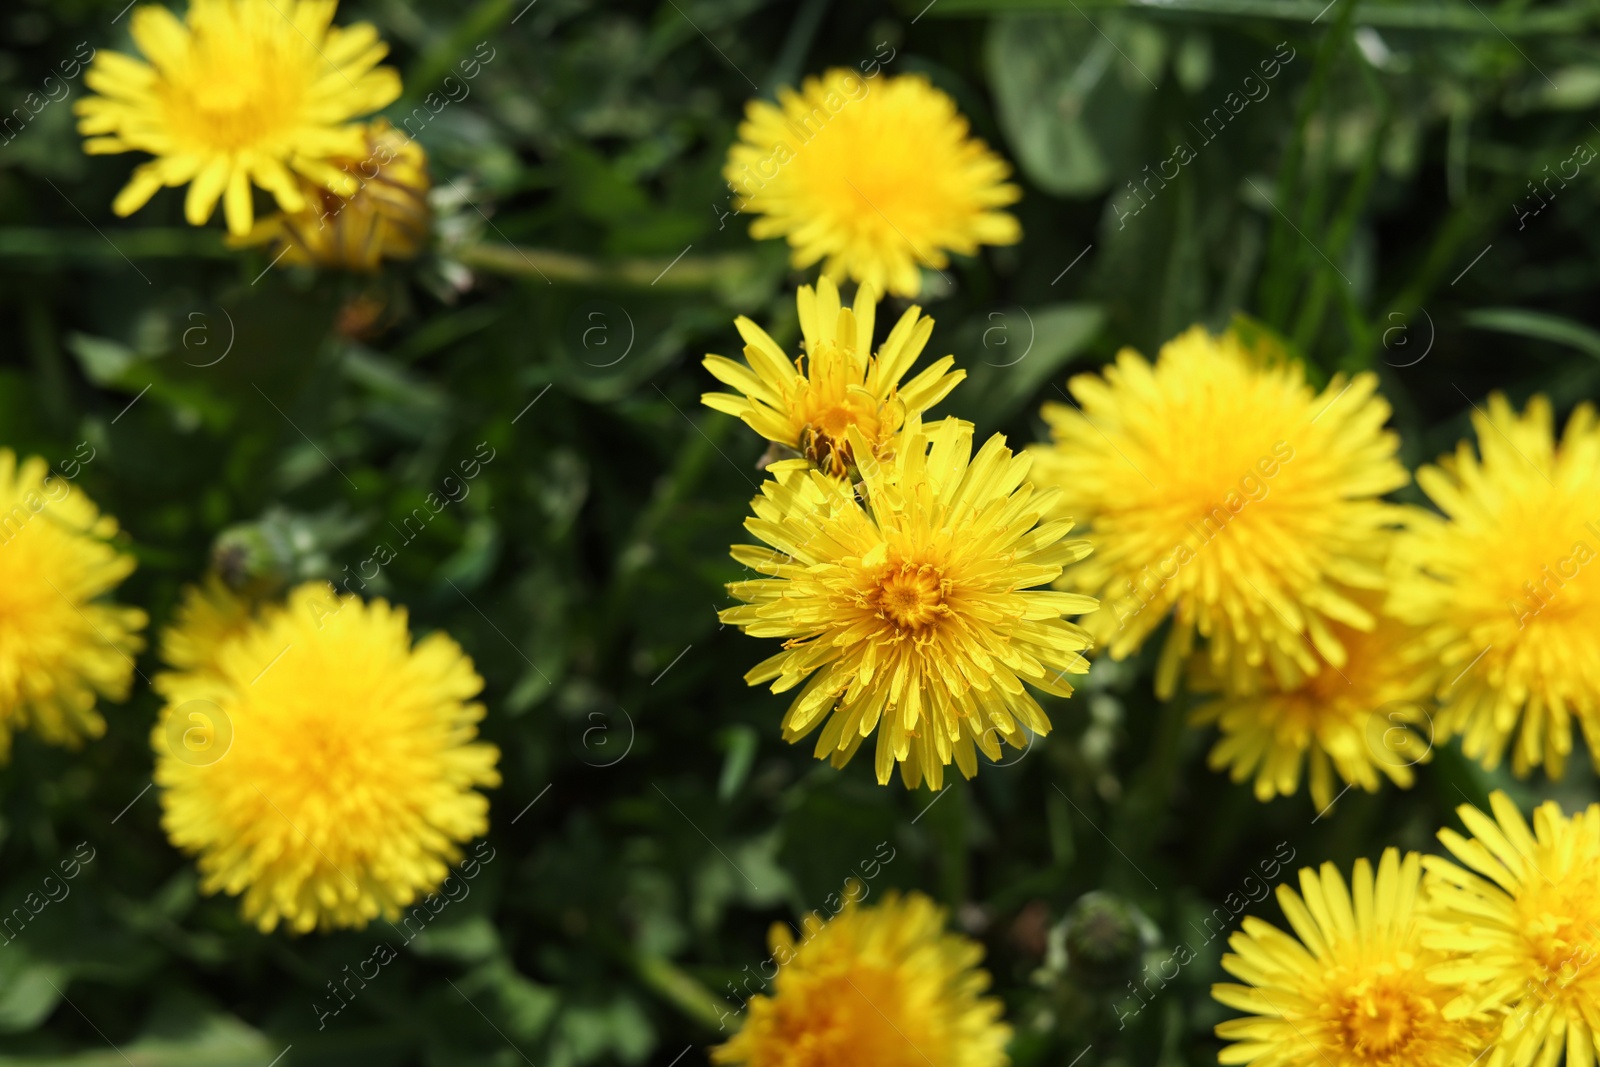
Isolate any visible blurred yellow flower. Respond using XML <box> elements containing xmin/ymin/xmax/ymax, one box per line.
<box><xmin>1030</xmin><ymin>325</ymin><xmax>1408</xmax><ymax>698</ymax></box>
<box><xmin>1424</xmin><ymin>791</ymin><xmax>1600</xmax><ymax>1067</ymax></box>
<box><xmin>1191</xmin><ymin>589</ymin><xmax>1433</xmax><ymax>812</ymax></box>
<box><xmin>712</xmin><ymin>890</ymin><xmax>1011</xmax><ymax>1067</ymax></box>
<box><xmin>721</xmin><ymin>416</ymin><xmax>1095</xmax><ymax>790</ymax></box>
<box><xmin>75</xmin><ymin>0</ymin><xmax>401</xmax><ymax>235</ymax></box>
<box><xmin>158</xmin><ymin>574</ymin><xmax>255</xmax><ymax>677</ymax></box>
<box><xmin>725</xmin><ymin>69</ymin><xmax>1021</xmax><ymax>297</ymax></box>
<box><xmin>231</xmin><ymin>119</ymin><xmax>430</xmax><ymax>271</ymax></box>
<box><xmin>153</xmin><ymin>582</ymin><xmax>500</xmax><ymax>933</ymax></box>
<box><xmin>0</xmin><ymin>451</ymin><xmax>145</xmax><ymax>759</ymax></box>
<box><xmin>702</xmin><ymin>276</ymin><xmax>963</xmax><ymax>478</ymax></box>
<box><xmin>1214</xmin><ymin>848</ymin><xmax>1488</xmax><ymax>1067</ymax></box>
<box><xmin>1390</xmin><ymin>393</ymin><xmax>1600</xmax><ymax>778</ymax></box>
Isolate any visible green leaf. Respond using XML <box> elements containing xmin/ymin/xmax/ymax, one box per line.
<box><xmin>0</xmin><ymin>949</ymin><xmax>66</xmax><ymax>1034</ymax></box>
<box><xmin>1464</xmin><ymin>307</ymin><xmax>1600</xmax><ymax>361</ymax></box>
<box><xmin>64</xmin><ymin>334</ymin><xmax>138</xmax><ymax>387</ymax></box>
<box><xmin>716</xmin><ymin>725</ymin><xmax>759</xmax><ymax>803</ymax></box>
<box><xmin>408</xmin><ymin>915</ymin><xmax>502</xmax><ymax>963</ymax></box>
<box><xmin>478</xmin><ymin>958</ymin><xmax>559</xmax><ymax>1040</ymax></box>
<box><xmin>0</xmin><ymin>1008</ymin><xmax>274</xmax><ymax>1067</ymax></box>
<box><xmin>956</xmin><ymin>303</ymin><xmax>1107</xmax><ymax>427</ymax></box>
<box><xmin>986</xmin><ymin>13</ymin><xmax>1157</xmax><ymax>198</ymax></box>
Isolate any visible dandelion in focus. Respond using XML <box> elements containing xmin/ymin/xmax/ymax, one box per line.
<box><xmin>1424</xmin><ymin>791</ymin><xmax>1600</xmax><ymax>1067</ymax></box>
<box><xmin>1214</xmin><ymin>848</ymin><xmax>1488</xmax><ymax>1067</ymax></box>
<box><xmin>721</xmin><ymin>416</ymin><xmax>1095</xmax><ymax>790</ymax></box>
<box><xmin>702</xmin><ymin>276</ymin><xmax>964</xmax><ymax>478</ymax></box>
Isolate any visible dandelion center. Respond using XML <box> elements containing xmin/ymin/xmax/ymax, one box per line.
<box><xmin>722</xmin><ymin>416</ymin><xmax>1094</xmax><ymax>789</ymax></box>
<box><xmin>873</xmin><ymin>563</ymin><xmax>946</xmax><ymax>634</ymax></box>
<box><xmin>1331</xmin><ymin>979</ymin><xmax>1423</xmax><ymax>1060</ymax></box>
<box><xmin>165</xmin><ymin>64</ymin><xmax>302</xmax><ymax>151</ymax></box>
<box><xmin>1518</xmin><ymin>879</ymin><xmax>1600</xmax><ymax>988</ymax></box>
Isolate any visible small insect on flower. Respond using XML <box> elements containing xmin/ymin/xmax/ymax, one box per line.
<box><xmin>711</xmin><ymin>890</ymin><xmax>1011</xmax><ymax>1067</ymax></box>
<box><xmin>725</xmin><ymin>69</ymin><xmax>1022</xmax><ymax>297</ymax></box>
<box><xmin>153</xmin><ymin>581</ymin><xmax>500</xmax><ymax>933</ymax></box>
<box><xmin>0</xmin><ymin>450</ymin><xmax>146</xmax><ymax>760</ymax></box>
<box><xmin>720</xmin><ymin>415</ymin><xmax>1096</xmax><ymax>790</ymax></box>
<box><xmin>702</xmin><ymin>276</ymin><xmax>964</xmax><ymax>479</ymax></box>
<box><xmin>75</xmin><ymin>0</ymin><xmax>402</xmax><ymax>236</ymax></box>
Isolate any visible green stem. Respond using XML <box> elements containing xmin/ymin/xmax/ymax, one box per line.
<box><xmin>0</xmin><ymin>227</ymin><xmax>232</xmax><ymax>260</ymax></box>
<box><xmin>22</xmin><ymin>285</ymin><xmax>70</xmax><ymax>429</ymax></box>
<box><xmin>454</xmin><ymin>241</ymin><xmax>760</xmax><ymax>291</ymax></box>
<box><xmin>635</xmin><ymin>952</ymin><xmax>733</xmax><ymax>1032</ymax></box>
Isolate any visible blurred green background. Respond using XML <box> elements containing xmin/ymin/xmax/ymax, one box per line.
<box><xmin>1</xmin><ymin>0</ymin><xmax>1599</xmax><ymax>1063</ymax></box>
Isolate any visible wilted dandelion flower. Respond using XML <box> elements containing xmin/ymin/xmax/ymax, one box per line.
<box><xmin>1390</xmin><ymin>394</ymin><xmax>1600</xmax><ymax>778</ymax></box>
<box><xmin>711</xmin><ymin>890</ymin><xmax>1011</xmax><ymax>1067</ymax></box>
<box><xmin>725</xmin><ymin>69</ymin><xmax>1021</xmax><ymax>297</ymax></box>
<box><xmin>0</xmin><ymin>451</ymin><xmax>145</xmax><ymax>759</ymax></box>
<box><xmin>702</xmin><ymin>276</ymin><xmax>963</xmax><ymax>478</ymax></box>
<box><xmin>1424</xmin><ymin>791</ymin><xmax>1600</xmax><ymax>1067</ymax></box>
<box><xmin>1191</xmin><ymin>590</ymin><xmax>1433</xmax><ymax>812</ymax></box>
<box><xmin>75</xmin><ymin>0</ymin><xmax>401</xmax><ymax>235</ymax></box>
<box><xmin>153</xmin><ymin>582</ymin><xmax>500</xmax><ymax>933</ymax></box>
<box><xmin>1031</xmin><ymin>325</ymin><xmax>1408</xmax><ymax>698</ymax></box>
<box><xmin>721</xmin><ymin>416</ymin><xmax>1095</xmax><ymax>790</ymax></box>
<box><xmin>1213</xmin><ymin>848</ymin><xmax>1488</xmax><ymax>1067</ymax></box>
<box><xmin>232</xmin><ymin>119</ymin><xmax>430</xmax><ymax>271</ymax></box>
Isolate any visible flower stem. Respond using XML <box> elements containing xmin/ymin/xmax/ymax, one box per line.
<box><xmin>454</xmin><ymin>241</ymin><xmax>761</xmax><ymax>291</ymax></box>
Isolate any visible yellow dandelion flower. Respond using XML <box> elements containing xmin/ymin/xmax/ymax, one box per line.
<box><xmin>1423</xmin><ymin>791</ymin><xmax>1600</xmax><ymax>1067</ymax></box>
<box><xmin>1213</xmin><ymin>848</ymin><xmax>1488</xmax><ymax>1067</ymax></box>
<box><xmin>1030</xmin><ymin>324</ymin><xmax>1408</xmax><ymax>698</ymax></box>
<box><xmin>1390</xmin><ymin>393</ymin><xmax>1600</xmax><ymax>779</ymax></box>
<box><xmin>1192</xmin><ymin>591</ymin><xmax>1433</xmax><ymax>812</ymax></box>
<box><xmin>711</xmin><ymin>890</ymin><xmax>1011</xmax><ymax>1067</ymax></box>
<box><xmin>75</xmin><ymin>0</ymin><xmax>402</xmax><ymax>236</ymax></box>
<box><xmin>720</xmin><ymin>415</ymin><xmax>1096</xmax><ymax>790</ymax></box>
<box><xmin>158</xmin><ymin>574</ymin><xmax>256</xmax><ymax>677</ymax></box>
<box><xmin>703</xmin><ymin>276</ymin><xmax>965</xmax><ymax>478</ymax></box>
<box><xmin>0</xmin><ymin>451</ymin><xmax>145</xmax><ymax>758</ymax></box>
<box><xmin>153</xmin><ymin>581</ymin><xmax>500</xmax><ymax>933</ymax></box>
<box><xmin>230</xmin><ymin>119</ymin><xmax>430</xmax><ymax>271</ymax></box>
<box><xmin>725</xmin><ymin>69</ymin><xmax>1021</xmax><ymax>298</ymax></box>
